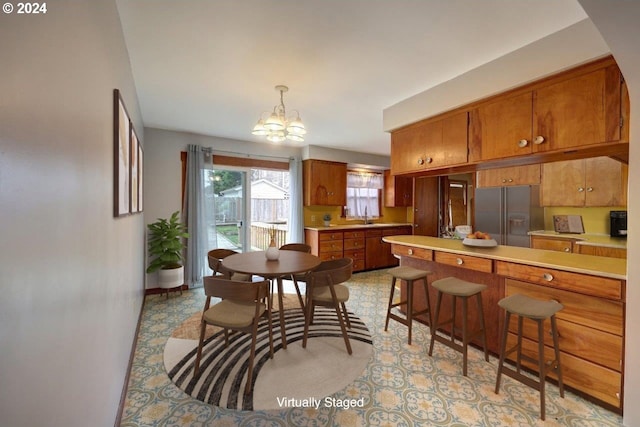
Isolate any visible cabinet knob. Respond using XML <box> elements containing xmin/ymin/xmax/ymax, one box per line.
<box><xmin>456</xmin><ymin>258</ymin><xmax>464</xmax><ymax>265</ymax></box>
<box><xmin>417</xmin><ymin>158</ymin><xmax>424</xmax><ymax>165</ymax></box>
<box><xmin>564</xmin><ymin>247</ymin><xmax>570</xmax><ymax>252</ymax></box>
<box><xmin>534</xmin><ymin>135</ymin><xmax>545</xmax><ymax>145</ymax></box>
<box><xmin>542</xmin><ymin>273</ymin><xmax>554</xmax><ymax>281</ymax></box>
<box><xmin>508</xmin><ymin>178</ymin><xmax>513</xmax><ymax>183</ymax></box>
<box><xmin>408</xmin><ymin>249</ymin><xmax>413</xmax><ymax>255</ymax></box>
<box><xmin>501</xmin><ymin>179</ymin><xmax>507</xmax><ymax>183</ymax></box>
<box><xmin>586</xmin><ymin>187</ymin><xmax>593</xmax><ymax>192</ymax></box>
<box><xmin>518</xmin><ymin>139</ymin><xmax>529</xmax><ymax>148</ymax></box>
<box><xmin>578</xmin><ymin>187</ymin><xmax>585</xmax><ymax>192</ymax></box>
<box><xmin>425</xmin><ymin>157</ymin><xmax>433</xmax><ymax>164</ymax></box>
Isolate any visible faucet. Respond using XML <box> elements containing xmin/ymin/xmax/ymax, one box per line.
<box><xmin>363</xmin><ymin>206</ymin><xmax>369</xmax><ymax>224</ymax></box>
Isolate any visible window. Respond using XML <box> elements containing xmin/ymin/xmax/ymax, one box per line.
<box><xmin>345</xmin><ymin>171</ymin><xmax>383</xmax><ymax>219</ymax></box>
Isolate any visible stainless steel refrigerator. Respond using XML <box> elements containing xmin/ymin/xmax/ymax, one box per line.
<box><xmin>474</xmin><ymin>185</ymin><xmax>544</xmax><ymax>247</ymax></box>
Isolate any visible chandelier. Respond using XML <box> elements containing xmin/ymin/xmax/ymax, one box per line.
<box><xmin>252</xmin><ymin>85</ymin><xmax>306</xmax><ymax>143</ymax></box>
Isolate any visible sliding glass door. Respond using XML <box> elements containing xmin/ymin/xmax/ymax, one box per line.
<box><xmin>204</xmin><ymin>168</ymin><xmax>247</xmax><ymax>252</ymax></box>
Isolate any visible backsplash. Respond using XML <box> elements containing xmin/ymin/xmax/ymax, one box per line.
<box><xmin>304</xmin><ymin>206</ymin><xmax>410</xmax><ymax>227</ymax></box>
<box><xmin>543</xmin><ymin>206</ymin><xmax>626</xmax><ymax>235</ymax></box>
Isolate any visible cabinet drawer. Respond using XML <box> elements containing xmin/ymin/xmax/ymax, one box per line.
<box><xmin>319</xmin><ymin>231</ymin><xmax>344</xmax><ymax>241</ymax></box>
<box><xmin>382</xmin><ymin>227</ymin><xmax>411</xmax><ymax>236</ymax></box>
<box><xmin>391</xmin><ymin>244</ymin><xmax>432</xmax><ymax>261</ymax></box>
<box><xmin>343</xmin><ymin>238</ymin><xmax>365</xmax><ymax>250</ymax></box>
<box><xmin>506</xmin><ymin>333</ymin><xmax>622</xmax><ymax>408</ymax></box>
<box><xmin>343</xmin><ymin>230</ymin><xmax>365</xmax><ymax>239</ymax></box>
<box><xmin>505</xmin><ymin>279</ymin><xmax>623</xmax><ymax>336</ymax></box>
<box><xmin>506</xmin><ymin>313</ymin><xmax>622</xmax><ymax>372</ymax></box>
<box><xmin>344</xmin><ymin>249</ymin><xmax>365</xmax><ymax>260</ymax></box>
<box><xmin>530</xmin><ymin>236</ymin><xmax>574</xmax><ymax>253</ymax></box>
<box><xmin>319</xmin><ymin>240</ymin><xmax>343</xmax><ymax>253</ymax></box>
<box><xmin>496</xmin><ymin>261</ymin><xmax>622</xmax><ymax>300</ymax></box>
<box><xmin>319</xmin><ymin>252</ymin><xmax>343</xmax><ymax>261</ymax></box>
<box><xmin>434</xmin><ymin>251</ymin><xmax>493</xmax><ymax>273</ymax></box>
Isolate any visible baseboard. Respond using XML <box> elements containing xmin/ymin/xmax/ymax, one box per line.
<box><xmin>114</xmin><ymin>292</ymin><xmax>146</xmax><ymax>427</ymax></box>
<box><xmin>145</xmin><ymin>284</ymin><xmax>188</xmax><ymax>296</ymax></box>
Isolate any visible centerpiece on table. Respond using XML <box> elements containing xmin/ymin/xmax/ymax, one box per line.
<box><xmin>265</xmin><ymin>225</ymin><xmax>280</xmax><ymax>261</ymax></box>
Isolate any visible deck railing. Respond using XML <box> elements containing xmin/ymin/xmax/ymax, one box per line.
<box><xmin>251</xmin><ymin>223</ymin><xmax>288</xmax><ymax>250</ymax></box>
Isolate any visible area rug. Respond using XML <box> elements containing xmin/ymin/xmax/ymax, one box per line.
<box><xmin>164</xmin><ymin>295</ymin><xmax>373</xmax><ymax>411</ymax></box>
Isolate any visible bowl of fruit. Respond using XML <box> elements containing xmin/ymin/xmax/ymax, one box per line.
<box><xmin>462</xmin><ymin>231</ymin><xmax>498</xmax><ymax>247</ymax></box>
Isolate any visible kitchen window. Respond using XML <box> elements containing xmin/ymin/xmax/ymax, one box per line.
<box><xmin>345</xmin><ymin>171</ymin><xmax>383</xmax><ymax>220</ymax></box>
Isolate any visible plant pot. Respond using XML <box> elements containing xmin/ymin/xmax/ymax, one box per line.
<box><xmin>265</xmin><ymin>238</ymin><xmax>280</xmax><ymax>261</ymax></box>
<box><xmin>158</xmin><ymin>265</ymin><xmax>184</xmax><ymax>289</ymax></box>
<box><xmin>323</xmin><ymin>221</ymin><xmax>330</xmax><ymax>227</ymax></box>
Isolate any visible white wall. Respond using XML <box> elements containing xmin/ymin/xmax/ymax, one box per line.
<box><xmin>576</xmin><ymin>3</ymin><xmax>640</xmax><ymax>425</ymax></box>
<box><xmin>0</xmin><ymin>1</ymin><xmax>145</xmax><ymax>426</ymax></box>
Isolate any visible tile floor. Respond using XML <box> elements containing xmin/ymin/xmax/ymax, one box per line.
<box><xmin>121</xmin><ymin>268</ymin><xmax>624</xmax><ymax>426</ymax></box>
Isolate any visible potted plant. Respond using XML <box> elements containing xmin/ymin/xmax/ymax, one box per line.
<box><xmin>146</xmin><ymin>211</ymin><xmax>190</xmax><ymax>289</ymax></box>
<box><xmin>323</xmin><ymin>213</ymin><xmax>332</xmax><ymax>227</ymax></box>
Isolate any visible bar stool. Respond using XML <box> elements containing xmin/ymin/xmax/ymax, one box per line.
<box><xmin>495</xmin><ymin>294</ymin><xmax>564</xmax><ymax>420</ymax></box>
<box><xmin>384</xmin><ymin>266</ymin><xmax>432</xmax><ymax>345</ymax></box>
<box><xmin>428</xmin><ymin>277</ymin><xmax>489</xmax><ymax>376</ymax></box>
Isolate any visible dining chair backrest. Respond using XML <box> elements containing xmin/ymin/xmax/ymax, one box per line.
<box><xmin>307</xmin><ymin>258</ymin><xmax>353</xmax><ymax>288</ymax></box>
<box><xmin>280</xmin><ymin>243</ymin><xmax>312</xmax><ymax>253</ymax></box>
<box><xmin>203</xmin><ymin>276</ymin><xmax>268</xmax><ymax>303</ymax></box>
<box><xmin>207</xmin><ymin>248</ymin><xmax>238</xmax><ymax>277</ymax></box>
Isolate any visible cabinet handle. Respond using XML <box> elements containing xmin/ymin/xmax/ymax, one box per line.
<box><xmin>417</xmin><ymin>158</ymin><xmax>424</xmax><ymax>165</ymax></box>
<box><xmin>518</xmin><ymin>139</ymin><xmax>529</xmax><ymax>148</ymax></box>
<box><xmin>542</xmin><ymin>273</ymin><xmax>554</xmax><ymax>281</ymax></box>
<box><xmin>534</xmin><ymin>135</ymin><xmax>545</xmax><ymax>145</ymax></box>
<box><xmin>586</xmin><ymin>187</ymin><xmax>593</xmax><ymax>192</ymax></box>
<box><xmin>508</xmin><ymin>178</ymin><xmax>513</xmax><ymax>183</ymax></box>
<box><xmin>501</xmin><ymin>179</ymin><xmax>507</xmax><ymax>183</ymax></box>
<box><xmin>563</xmin><ymin>247</ymin><xmax>570</xmax><ymax>252</ymax></box>
<box><xmin>456</xmin><ymin>258</ymin><xmax>464</xmax><ymax>265</ymax></box>
<box><xmin>408</xmin><ymin>249</ymin><xmax>413</xmax><ymax>255</ymax></box>
<box><xmin>577</xmin><ymin>187</ymin><xmax>585</xmax><ymax>192</ymax></box>
<box><xmin>616</xmin><ymin>392</ymin><xmax>620</xmax><ymax>400</ymax></box>
<box><xmin>425</xmin><ymin>156</ymin><xmax>433</xmax><ymax>164</ymax></box>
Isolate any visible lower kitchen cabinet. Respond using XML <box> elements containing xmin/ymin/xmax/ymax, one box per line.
<box><xmin>343</xmin><ymin>230</ymin><xmax>365</xmax><ymax>272</ymax></box>
<box><xmin>530</xmin><ymin>235</ymin><xmax>575</xmax><ymax>253</ymax></box>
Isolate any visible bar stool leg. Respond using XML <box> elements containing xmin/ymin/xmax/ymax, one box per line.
<box><xmin>461</xmin><ymin>295</ymin><xmax>469</xmax><ymax>376</ymax></box>
<box><xmin>537</xmin><ymin>318</ymin><xmax>546</xmax><ymax>420</ymax></box>
<box><xmin>384</xmin><ymin>276</ymin><xmax>397</xmax><ymax>332</ymax></box>
<box><xmin>551</xmin><ymin>315</ymin><xmax>564</xmax><ymax>397</ymax></box>
<box><xmin>407</xmin><ymin>279</ymin><xmax>413</xmax><ymax>345</ymax></box>
<box><xmin>495</xmin><ymin>311</ymin><xmax>511</xmax><ymax>394</ymax></box>
<box><xmin>516</xmin><ymin>316</ymin><xmax>524</xmax><ymax>373</ymax></box>
<box><xmin>428</xmin><ymin>291</ymin><xmax>443</xmax><ymax>356</ymax></box>
<box><xmin>421</xmin><ymin>277</ymin><xmax>432</xmax><ymax>327</ymax></box>
<box><xmin>450</xmin><ymin>295</ymin><xmax>457</xmax><ymax>341</ymax></box>
<box><xmin>476</xmin><ymin>293</ymin><xmax>489</xmax><ymax>362</ymax></box>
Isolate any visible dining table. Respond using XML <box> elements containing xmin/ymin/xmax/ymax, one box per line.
<box><xmin>221</xmin><ymin>250</ymin><xmax>321</xmax><ymax>349</ymax></box>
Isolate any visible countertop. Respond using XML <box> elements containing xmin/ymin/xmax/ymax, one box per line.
<box><xmin>528</xmin><ymin>230</ymin><xmax>627</xmax><ymax>249</ymax></box>
<box><xmin>305</xmin><ymin>223</ymin><xmax>412</xmax><ymax>232</ymax></box>
<box><xmin>383</xmin><ymin>235</ymin><xmax>627</xmax><ymax>280</ymax></box>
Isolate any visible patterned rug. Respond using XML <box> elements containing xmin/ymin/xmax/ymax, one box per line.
<box><xmin>164</xmin><ymin>296</ymin><xmax>373</xmax><ymax>411</ymax></box>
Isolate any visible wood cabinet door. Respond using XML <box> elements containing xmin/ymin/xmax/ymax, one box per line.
<box><xmin>530</xmin><ymin>236</ymin><xmax>574</xmax><ymax>253</ymax></box>
<box><xmin>533</xmin><ymin>66</ymin><xmax>622</xmax><ymax>153</ymax></box>
<box><xmin>303</xmin><ymin>160</ymin><xmax>346</xmax><ymax>206</ymax></box>
<box><xmin>413</xmin><ymin>177</ymin><xmax>439</xmax><ymax>236</ymax></box>
<box><xmin>476</xmin><ymin>164</ymin><xmax>540</xmax><ymax>188</ymax></box>
<box><xmin>365</xmin><ymin>235</ymin><xmax>386</xmax><ymax>270</ymax></box>
<box><xmin>469</xmin><ymin>92</ymin><xmax>533</xmax><ymax>162</ymax></box>
<box><xmin>584</xmin><ymin>157</ymin><xmax>625</xmax><ymax>207</ymax></box>
<box><xmin>541</xmin><ymin>160</ymin><xmax>585</xmax><ymax>206</ymax></box>
<box><xmin>384</xmin><ymin>170</ymin><xmax>413</xmax><ymax>207</ymax></box>
<box><xmin>435</xmin><ymin>111</ymin><xmax>468</xmax><ymax>168</ymax></box>
<box><xmin>390</xmin><ymin>122</ymin><xmax>432</xmax><ymax>175</ymax></box>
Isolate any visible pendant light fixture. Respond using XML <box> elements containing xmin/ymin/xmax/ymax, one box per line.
<box><xmin>252</xmin><ymin>85</ymin><xmax>306</xmax><ymax>143</ymax></box>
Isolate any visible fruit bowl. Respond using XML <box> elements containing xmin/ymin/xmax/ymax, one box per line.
<box><xmin>462</xmin><ymin>237</ymin><xmax>498</xmax><ymax>247</ymax></box>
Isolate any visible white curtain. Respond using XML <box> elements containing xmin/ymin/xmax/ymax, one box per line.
<box><xmin>346</xmin><ymin>171</ymin><xmax>383</xmax><ymax>218</ymax></box>
<box><xmin>183</xmin><ymin>144</ymin><xmax>207</xmax><ymax>288</ymax></box>
<box><xmin>287</xmin><ymin>157</ymin><xmax>304</xmax><ymax>243</ymax></box>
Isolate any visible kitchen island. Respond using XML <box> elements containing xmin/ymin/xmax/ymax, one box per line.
<box><xmin>383</xmin><ymin>234</ymin><xmax>626</xmax><ymax>411</ymax></box>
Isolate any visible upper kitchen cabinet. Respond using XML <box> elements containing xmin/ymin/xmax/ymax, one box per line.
<box><xmin>540</xmin><ymin>156</ymin><xmax>627</xmax><ymax>207</ymax></box>
<box><xmin>390</xmin><ymin>111</ymin><xmax>468</xmax><ymax>175</ymax></box>
<box><xmin>476</xmin><ymin>164</ymin><xmax>540</xmax><ymax>188</ymax></box>
<box><xmin>469</xmin><ymin>92</ymin><xmax>533</xmax><ymax>161</ymax></box>
<box><xmin>468</xmin><ymin>57</ymin><xmax>627</xmax><ymax>163</ymax></box>
<box><xmin>303</xmin><ymin>160</ymin><xmax>347</xmax><ymax>206</ymax></box>
<box><xmin>533</xmin><ymin>64</ymin><xmax>624</xmax><ymax>153</ymax></box>
<box><xmin>384</xmin><ymin>169</ymin><xmax>413</xmax><ymax>207</ymax></box>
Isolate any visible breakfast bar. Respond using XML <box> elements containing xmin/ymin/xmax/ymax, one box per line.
<box><xmin>383</xmin><ymin>234</ymin><xmax>627</xmax><ymax>411</ymax></box>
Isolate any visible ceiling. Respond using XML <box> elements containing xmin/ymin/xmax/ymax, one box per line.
<box><xmin>116</xmin><ymin>0</ymin><xmax>589</xmax><ymax>156</ymax></box>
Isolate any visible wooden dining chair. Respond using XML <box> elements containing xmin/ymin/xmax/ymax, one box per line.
<box><xmin>207</xmin><ymin>248</ymin><xmax>252</xmax><ymax>282</ymax></box>
<box><xmin>279</xmin><ymin>243</ymin><xmax>312</xmax><ymax>310</ymax></box>
<box><xmin>302</xmin><ymin>257</ymin><xmax>354</xmax><ymax>354</ymax></box>
<box><xmin>193</xmin><ymin>277</ymin><xmax>274</xmax><ymax>395</ymax></box>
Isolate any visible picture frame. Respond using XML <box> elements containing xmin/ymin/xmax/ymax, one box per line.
<box><xmin>130</xmin><ymin>126</ymin><xmax>139</xmax><ymax>213</ymax></box>
<box><xmin>114</xmin><ymin>89</ymin><xmax>131</xmax><ymax>217</ymax></box>
<box><xmin>138</xmin><ymin>142</ymin><xmax>144</xmax><ymax>212</ymax></box>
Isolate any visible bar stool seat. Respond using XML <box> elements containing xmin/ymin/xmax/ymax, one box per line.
<box><xmin>384</xmin><ymin>266</ymin><xmax>432</xmax><ymax>345</ymax></box>
<box><xmin>495</xmin><ymin>294</ymin><xmax>564</xmax><ymax>420</ymax></box>
<box><xmin>428</xmin><ymin>277</ymin><xmax>489</xmax><ymax>376</ymax></box>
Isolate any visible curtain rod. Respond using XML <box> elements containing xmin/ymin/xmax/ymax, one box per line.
<box><xmin>202</xmin><ymin>147</ymin><xmax>294</xmax><ymax>162</ymax></box>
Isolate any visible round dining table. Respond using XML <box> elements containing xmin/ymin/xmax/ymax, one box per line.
<box><xmin>222</xmin><ymin>250</ymin><xmax>321</xmax><ymax>349</ymax></box>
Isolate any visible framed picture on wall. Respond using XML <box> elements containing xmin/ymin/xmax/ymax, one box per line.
<box><xmin>138</xmin><ymin>142</ymin><xmax>144</xmax><ymax>212</ymax></box>
<box><xmin>130</xmin><ymin>126</ymin><xmax>139</xmax><ymax>213</ymax></box>
<box><xmin>113</xmin><ymin>89</ymin><xmax>130</xmax><ymax>217</ymax></box>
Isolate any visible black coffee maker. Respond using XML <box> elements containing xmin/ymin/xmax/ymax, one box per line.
<box><xmin>610</xmin><ymin>211</ymin><xmax>627</xmax><ymax>238</ymax></box>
